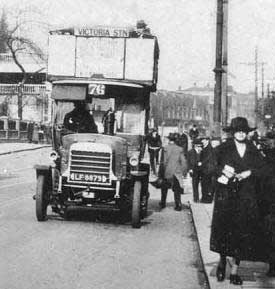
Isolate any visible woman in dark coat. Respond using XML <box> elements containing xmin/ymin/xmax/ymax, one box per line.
<box><xmin>210</xmin><ymin>117</ymin><xmax>268</xmax><ymax>285</ymax></box>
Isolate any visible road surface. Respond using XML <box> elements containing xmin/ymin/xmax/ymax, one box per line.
<box><xmin>0</xmin><ymin>148</ymin><xmax>208</xmax><ymax>289</ymax></box>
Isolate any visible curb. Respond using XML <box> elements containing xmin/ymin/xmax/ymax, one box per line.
<box><xmin>0</xmin><ymin>145</ymin><xmax>51</xmax><ymax>156</ymax></box>
<box><xmin>188</xmin><ymin>201</ymin><xmax>211</xmax><ymax>289</ymax></box>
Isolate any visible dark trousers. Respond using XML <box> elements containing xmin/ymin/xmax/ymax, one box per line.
<box><xmin>149</xmin><ymin>149</ymin><xmax>160</xmax><ymax>174</ymax></box>
<box><xmin>201</xmin><ymin>174</ymin><xmax>214</xmax><ymax>202</ymax></box>
<box><xmin>192</xmin><ymin>171</ymin><xmax>201</xmax><ymax>202</ymax></box>
<box><xmin>160</xmin><ymin>176</ymin><xmax>182</xmax><ymax>207</ymax></box>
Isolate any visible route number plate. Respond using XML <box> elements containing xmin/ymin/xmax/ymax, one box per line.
<box><xmin>88</xmin><ymin>84</ymin><xmax>105</xmax><ymax>95</ymax></box>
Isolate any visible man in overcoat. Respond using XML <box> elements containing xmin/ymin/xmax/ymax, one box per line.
<box><xmin>187</xmin><ymin>139</ymin><xmax>203</xmax><ymax>202</ymax></box>
<box><xmin>200</xmin><ymin>136</ymin><xmax>216</xmax><ymax>203</ymax></box>
<box><xmin>210</xmin><ymin>117</ymin><xmax>269</xmax><ymax>285</ymax></box>
<box><xmin>158</xmin><ymin>133</ymin><xmax>187</xmax><ymax>211</ymax></box>
<box><xmin>189</xmin><ymin>124</ymin><xmax>199</xmax><ymax>141</ymax></box>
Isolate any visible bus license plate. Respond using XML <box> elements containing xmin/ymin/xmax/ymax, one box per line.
<box><xmin>70</xmin><ymin>173</ymin><xmax>108</xmax><ymax>183</ymax></box>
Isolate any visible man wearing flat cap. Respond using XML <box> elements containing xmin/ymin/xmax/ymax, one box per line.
<box><xmin>158</xmin><ymin>133</ymin><xmax>188</xmax><ymax>211</ymax></box>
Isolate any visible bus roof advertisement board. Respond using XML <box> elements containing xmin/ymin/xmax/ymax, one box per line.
<box><xmin>48</xmin><ymin>35</ymin><xmax>75</xmax><ymax>76</ymax></box>
<box><xmin>125</xmin><ymin>39</ymin><xmax>155</xmax><ymax>81</ymax></box>
<box><xmin>47</xmin><ymin>31</ymin><xmax>158</xmax><ymax>88</ymax></box>
<box><xmin>75</xmin><ymin>37</ymin><xmax>124</xmax><ymax>78</ymax></box>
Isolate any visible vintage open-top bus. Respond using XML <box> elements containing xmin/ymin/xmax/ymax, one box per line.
<box><xmin>34</xmin><ymin>23</ymin><xmax>159</xmax><ymax>228</ymax></box>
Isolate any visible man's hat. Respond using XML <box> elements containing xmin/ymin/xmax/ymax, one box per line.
<box><xmin>137</xmin><ymin>20</ymin><xmax>147</xmax><ymax>29</ymax></box>
<box><xmin>223</xmin><ymin>117</ymin><xmax>255</xmax><ymax>133</ymax></box>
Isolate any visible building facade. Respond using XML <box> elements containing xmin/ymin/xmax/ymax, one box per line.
<box><xmin>0</xmin><ymin>52</ymin><xmax>48</xmax><ymax>122</ymax></box>
<box><xmin>150</xmin><ymin>85</ymin><xmax>212</xmax><ymax>136</ymax></box>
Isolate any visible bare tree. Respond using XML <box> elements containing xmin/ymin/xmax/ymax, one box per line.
<box><xmin>0</xmin><ymin>6</ymin><xmax>47</xmax><ymax>119</ymax></box>
<box><xmin>0</xmin><ymin>8</ymin><xmax>8</xmax><ymax>53</ymax></box>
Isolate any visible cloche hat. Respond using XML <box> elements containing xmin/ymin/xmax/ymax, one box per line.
<box><xmin>223</xmin><ymin>117</ymin><xmax>255</xmax><ymax>133</ymax></box>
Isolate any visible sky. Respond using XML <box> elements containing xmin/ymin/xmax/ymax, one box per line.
<box><xmin>1</xmin><ymin>0</ymin><xmax>275</xmax><ymax>94</ymax></box>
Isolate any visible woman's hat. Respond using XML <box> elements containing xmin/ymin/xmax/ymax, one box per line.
<box><xmin>223</xmin><ymin>117</ymin><xmax>255</xmax><ymax>133</ymax></box>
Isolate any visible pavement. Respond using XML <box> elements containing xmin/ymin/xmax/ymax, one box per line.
<box><xmin>0</xmin><ymin>142</ymin><xmax>50</xmax><ymax>155</ymax></box>
<box><xmin>181</xmin><ymin>181</ymin><xmax>275</xmax><ymax>289</ymax></box>
<box><xmin>2</xmin><ymin>142</ymin><xmax>275</xmax><ymax>288</ymax></box>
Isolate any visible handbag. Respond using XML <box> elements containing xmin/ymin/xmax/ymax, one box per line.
<box><xmin>150</xmin><ymin>177</ymin><xmax>164</xmax><ymax>189</ymax></box>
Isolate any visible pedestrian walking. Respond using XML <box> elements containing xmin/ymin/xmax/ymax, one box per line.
<box><xmin>27</xmin><ymin>121</ymin><xmax>34</xmax><ymax>143</ymax></box>
<box><xmin>250</xmin><ymin>129</ymin><xmax>260</xmax><ymax>146</ymax></box>
<box><xmin>189</xmin><ymin>124</ymin><xmax>199</xmax><ymax>141</ymax></box>
<box><xmin>175</xmin><ymin>130</ymin><xmax>188</xmax><ymax>156</ymax></box>
<box><xmin>44</xmin><ymin>123</ymin><xmax>52</xmax><ymax>143</ymax></box>
<box><xmin>187</xmin><ymin>138</ymin><xmax>203</xmax><ymax>203</ymax></box>
<box><xmin>158</xmin><ymin>133</ymin><xmax>187</xmax><ymax>211</ymax></box>
<box><xmin>200</xmin><ymin>136</ymin><xmax>216</xmax><ymax>203</ymax></box>
<box><xmin>38</xmin><ymin>122</ymin><xmax>45</xmax><ymax>143</ymax></box>
<box><xmin>32</xmin><ymin>123</ymin><xmax>39</xmax><ymax>144</ymax></box>
<box><xmin>210</xmin><ymin>117</ymin><xmax>268</xmax><ymax>285</ymax></box>
<box><xmin>146</xmin><ymin>128</ymin><xmax>162</xmax><ymax>175</ymax></box>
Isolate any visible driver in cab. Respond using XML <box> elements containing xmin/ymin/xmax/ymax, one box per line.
<box><xmin>63</xmin><ymin>101</ymin><xmax>98</xmax><ymax>133</ymax></box>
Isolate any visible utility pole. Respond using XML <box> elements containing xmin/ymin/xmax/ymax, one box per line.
<box><xmin>221</xmin><ymin>0</ymin><xmax>228</xmax><ymax>126</ymax></box>
<box><xmin>239</xmin><ymin>47</ymin><xmax>264</xmax><ymax>126</ymax></box>
<box><xmin>267</xmin><ymin>83</ymin><xmax>270</xmax><ymax>98</ymax></box>
<box><xmin>255</xmin><ymin>47</ymin><xmax>258</xmax><ymax>125</ymax></box>
<box><xmin>213</xmin><ymin>0</ymin><xmax>224</xmax><ymax>135</ymax></box>
<box><xmin>261</xmin><ymin>62</ymin><xmax>265</xmax><ymax>98</ymax></box>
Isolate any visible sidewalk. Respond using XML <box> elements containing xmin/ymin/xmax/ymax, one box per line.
<box><xmin>0</xmin><ymin>142</ymin><xmax>50</xmax><ymax>155</ymax></box>
<box><xmin>181</xmin><ymin>179</ymin><xmax>275</xmax><ymax>289</ymax></box>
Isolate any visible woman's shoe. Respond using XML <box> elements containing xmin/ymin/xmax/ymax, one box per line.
<box><xmin>216</xmin><ymin>265</ymin><xmax>226</xmax><ymax>282</ymax></box>
<box><xmin>229</xmin><ymin>274</ymin><xmax>243</xmax><ymax>285</ymax></box>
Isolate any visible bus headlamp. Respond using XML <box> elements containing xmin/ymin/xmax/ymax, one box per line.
<box><xmin>49</xmin><ymin>151</ymin><xmax>58</xmax><ymax>161</ymax></box>
<box><xmin>129</xmin><ymin>154</ymin><xmax>139</xmax><ymax>166</ymax></box>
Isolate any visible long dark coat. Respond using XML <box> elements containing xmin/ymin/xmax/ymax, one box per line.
<box><xmin>201</xmin><ymin>143</ymin><xmax>216</xmax><ymax>176</ymax></box>
<box><xmin>187</xmin><ymin>148</ymin><xmax>201</xmax><ymax>172</ymax></box>
<box><xmin>210</xmin><ymin>139</ymin><xmax>268</xmax><ymax>261</ymax></box>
